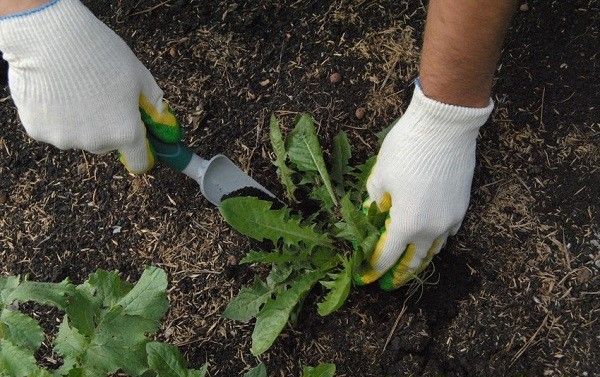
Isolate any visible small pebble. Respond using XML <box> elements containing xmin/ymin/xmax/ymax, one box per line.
<box><xmin>355</xmin><ymin>107</ymin><xmax>366</xmax><ymax>120</ymax></box>
<box><xmin>520</xmin><ymin>3</ymin><xmax>529</xmax><ymax>11</ymax></box>
<box><xmin>259</xmin><ymin>79</ymin><xmax>270</xmax><ymax>87</ymax></box>
<box><xmin>227</xmin><ymin>255</ymin><xmax>238</xmax><ymax>266</ymax></box>
<box><xmin>576</xmin><ymin>268</ymin><xmax>591</xmax><ymax>284</ymax></box>
<box><xmin>169</xmin><ymin>47</ymin><xmax>177</xmax><ymax>57</ymax></box>
<box><xmin>329</xmin><ymin>72</ymin><xmax>342</xmax><ymax>84</ymax></box>
<box><xmin>77</xmin><ymin>163</ymin><xmax>87</xmax><ymax>175</ymax></box>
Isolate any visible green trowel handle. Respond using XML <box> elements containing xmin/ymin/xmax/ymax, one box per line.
<box><xmin>148</xmin><ymin>135</ymin><xmax>193</xmax><ymax>172</ymax></box>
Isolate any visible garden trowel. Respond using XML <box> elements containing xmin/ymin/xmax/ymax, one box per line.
<box><xmin>149</xmin><ymin>136</ymin><xmax>275</xmax><ymax>206</ymax></box>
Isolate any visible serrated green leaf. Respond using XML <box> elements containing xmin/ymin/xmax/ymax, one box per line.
<box><xmin>88</xmin><ymin>269</ymin><xmax>133</xmax><ymax>307</ymax></box>
<box><xmin>147</xmin><ymin>342</ymin><xmax>206</xmax><ymax>377</ymax></box>
<box><xmin>251</xmin><ymin>271</ymin><xmax>324</xmax><ymax>355</ymax></box>
<box><xmin>302</xmin><ymin>363</ymin><xmax>336</xmax><ymax>377</ymax></box>
<box><xmin>287</xmin><ymin>114</ymin><xmax>337</xmax><ymax>206</ymax></box>
<box><xmin>269</xmin><ymin>114</ymin><xmax>297</xmax><ymax>200</ymax></box>
<box><xmin>0</xmin><ymin>277</ymin><xmax>19</xmax><ymax>308</ymax></box>
<box><xmin>266</xmin><ymin>265</ymin><xmax>293</xmax><ymax>288</ymax></box>
<box><xmin>331</xmin><ymin>131</ymin><xmax>351</xmax><ymax>195</ymax></box>
<box><xmin>0</xmin><ymin>339</ymin><xmax>38</xmax><ymax>377</ymax></box>
<box><xmin>116</xmin><ymin>266</ymin><xmax>169</xmax><ymax>324</ymax></box>
<box><xmin>29</xmin><ymin>368</ymin><xmax>53</xmax><ymax>377</ymax></box>
<box><xmin>365</xmin><ymin>201</ymin><xmax>387</xmax><ymax>229</ymax></box>
<box><xmin>54</xmin><ymin>318</ymin><xmax>87</xmax><ymax>362</ymax></box>
<box><xmin>243</xmin><ymin>363</ymin><xmax>267</xmax><ymax>377</ymax></box>
<box><xmin>350</xmin><ymin>156</ymin><xmax>376</xmax><ymax>202</ymax></box>
<box><xmin>336</xmin><ymin>195</ymin><xmax>371</xmax><ymax>244</ymax></box>
<box><xmin>317</xmin><ymin>259</ymin><xmax>352</xmax><ymax>316</ymax></box>
<box><xmin>360</xmin><ymin>232</ymin><xmax>380</xmax><ymax>262</ymax></box>
<box><xmin>223</xmin><ymin>280</ymin><xmax>272</xmax><ymax>323</ymax></box>
<box><xmin>0</xmin><ymin>309</ymin><xmax>43</xmax><ymax>351</ymax></box>
<box><xmin>66</xmin><ymin>367</ymin><xmax>86</xmax><ymax>377</ymax></box>
<box><xmin>55</xmin><ymin>356</ymin><xmax>78</xmax><ymax>376</ymax></box>
<box><xmin>298</xmin><ymin>171</ymin><xmax>317</xmax><ymax>186</ymax></box>
<box><xmin>81</xmin><ymin>306</ymin><xmax>151</xmax><ymax>376</ymax></box>
<box><xmin>56</xmin><ymin>267</ymin><xmax>170</xmax><ymax>377</ymax></box>
<box><xmin>310</xmin><ymin>248</ymin><xmax>339</xmax><ymax>271</ymax></box>
<box><xmin>220</xmin><ymin>197</ymin><xmax>330</xmax><ymax>248</ymax></box>
<box><xmin>65</xmin><ymin>283</ymin><xmax>101</xmax><ymax>336</ymax></box>
<box><xmin>3</xmin><ymin>279</ymin><xmax>74</xmax><ymax>310</ymax></box>
<box><xmin>240</xmin><ymin>250</ymin><xmax>295</xmax><ymax>265</ymax></box>
<box><xmin>310</xmin><ymin>185</ymin><xmax>335</xmax><ymax>214</ymax></box>
<box><xmin>188</xmin><ymin>364</ymin><xmax>209</xmax><ymax>377</ymax></box>
<box><xmin>350</xmin><ymin>227</ymin><xmax>380</xmax><ymax>273</ymax></box>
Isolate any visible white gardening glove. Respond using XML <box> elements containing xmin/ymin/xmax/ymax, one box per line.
<box><xmin>355</xmin><ymin>82</ymin><xmax>493</xmax><ymax>290</ymax></box>
<box><xmin>0</xmin><ymin>0</ymin><xmax>182</xmax><ymax>173</ymax></box>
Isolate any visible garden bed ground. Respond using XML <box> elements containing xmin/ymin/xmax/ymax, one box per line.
<box><xmin>0</xmin><ymin>0</ymin><xmax>598</xmax><ymax>376</ymax></box>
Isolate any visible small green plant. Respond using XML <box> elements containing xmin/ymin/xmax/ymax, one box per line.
<box><xmin>243</xmin><ymin>362</ymin><xmax>335</xmax><ymax>377</ymax></box>
<box><xmin>0</xmin><ymin>267</ymin><xmax>207</xmax><ymax>376</ymax></box>
<box><xmin>220</xmin><ymin>114</ymin><xmax>385</xmax><ymax>356</ymax></box>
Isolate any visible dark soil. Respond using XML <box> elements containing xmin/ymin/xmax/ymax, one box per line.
<box><xmin>1</xmin><ymin>0</ymin><xmax>598</xmax><ymax>376</ymax></box>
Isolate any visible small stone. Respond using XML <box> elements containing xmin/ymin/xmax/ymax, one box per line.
<box><xmin>259</xmin><ymin>79</ymin><xmax>270</xmax><ymax>87</ymax></box>
<box><xmin>227</xmin><ymin>255</ymin><xmax>238</xmax><ymax>266</ymax></box>
<box><xmin>77</xmin><ymin>163</ymin><xmax>87</xmax><ymax>175</ymax></box>
<box><xmin>520</xmin><ymin>3</ymin><xmax>529</xmax><ymax>11</ymax></box>
<box><xmin>0</xmin><ymin>192</ymin><xmax>7</xmax><ymax>205</ymax></box>
<box><xmin>576</xmin><ymin>268</ymin><xmax>591</xmax><ymax>284</ymax></box>
<box><xmin>355</xmin><ymin>107</ymin><xmax>366</xmax><ymax>120</ymax></box>
<box><xmin>169</xmin><ymin>47</ymin><xmax>177</xmax><ymax>57</ymax></box>
<box><xmin>329</xmin><ymin>72</ymin><xmax>342</xmax><ymax>83</ymax></box>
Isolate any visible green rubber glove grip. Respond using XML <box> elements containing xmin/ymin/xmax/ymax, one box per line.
<box><xmin>148</xmin><ymin>135</ymin><xmax>194</xmax><ymax>172</ymax></box>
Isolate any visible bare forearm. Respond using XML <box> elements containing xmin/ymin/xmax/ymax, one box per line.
<box><xmin>0</xmin><ymin>0</ymin><xmax>49</xmax><ymax>16</ymax></box>
<box><xmin>420</xmin><ymin>0</ymin><xmax>517</xmax><ymax>107</ymax></box>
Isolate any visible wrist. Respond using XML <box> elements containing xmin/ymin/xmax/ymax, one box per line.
<box><xmin>419</xmin><ymin>71</ymin><xmax>493</xmax><ymax>108</ymax></box>
<box><xmin>400</xmin><ymin>82</ymin><xmax>494</xmax><ymax>138</ymax></box>
<box><xmin>0</xmin><ymin>0</ymin><xmax>53</xmax><ymax>18</ymax></box>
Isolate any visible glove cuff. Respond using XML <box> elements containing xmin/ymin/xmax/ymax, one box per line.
<box><xmin>0</xmin><ymin>0</ymin><xmax>60</xmax><ymax>22</ymax></box>
<box><xmin>403</xmin><ymin>79</ymin><xmax>494</xmax><ymax>137</ymax></box>
<box><xmin>0</xmin><ymin>0</ymin><xmax>93</xmax><ymax>62</ymax></box>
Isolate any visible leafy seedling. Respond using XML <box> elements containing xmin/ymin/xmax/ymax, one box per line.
<box><xmin>220</xmin><ymin>113</ymin><xmax>386</xmax><ymax>356</ymax></box>
<box><xmin>0</xmin><ymin>267</ymin><xmax>207</xmax><ymax>376</ymax></box>
<box><xmin>243</xmin><ymin>363</ymin><xmax>267</xmax><ymax>377</ymax></box>
<box><xmin>243</xmin><ymin>362</ymin><xmax>336</xmax><ymax>377</ymax></box>
<box><xmin>302</xmin><ymin>363</ymin><xmax>336</xmax><ymax>377</ymax></box>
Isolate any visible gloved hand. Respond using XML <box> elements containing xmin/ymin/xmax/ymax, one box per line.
<box><xmin>355</xmin><ymin>83</ymin><xmax>493</xmax><ymax>290</ymax></box>
<box><xmin>0</xmin><ymin>0</ymin><xmax>181</xmax><ymax>173</ymax></box>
